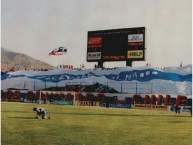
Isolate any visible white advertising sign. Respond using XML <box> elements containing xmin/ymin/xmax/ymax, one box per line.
<box><xmin>128</xmin><ymin>34</ymin><xmax>143</xmax><ymax>42</ymax></box>
<box><xmin>87</xmin><ymin>52</ymin><xmax>101</xmax><ymax>60</ymax></box>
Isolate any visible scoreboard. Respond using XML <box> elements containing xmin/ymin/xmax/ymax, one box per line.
<box><xmin>87</xmin><ymin>27</ymin><xmax>145</xmax><ymax>65</ymax></box>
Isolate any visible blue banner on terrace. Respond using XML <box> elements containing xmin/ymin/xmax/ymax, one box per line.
<box><xmin>100</xmin><ymin>103</ymin><xmax>132</xmax><ymax>109</ymax></box>
<box><xmin>52</xmin><ymin>100</ymin><xmax>73</xmax><ymax>105</ymax></box>
<box><xmin>1</xmin><ymin>69</ymin><xmax>192</xmax><ymax>83</ymax></box>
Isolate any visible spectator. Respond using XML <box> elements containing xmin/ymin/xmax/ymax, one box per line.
<box><xmin>175</xmin><ymin>106</ymin><xmax>181</xmax><ymax>114</ymax></box>
<box><xmin>180</xmin><ymin>62</ymin><xmax>182</xmax><ymax>67</ymax></box>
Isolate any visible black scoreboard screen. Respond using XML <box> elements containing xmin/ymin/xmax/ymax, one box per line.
<box><xmin>87</xmin><ymin>27</ymin><xmax>145</xmax><ymax>62</ymax></box>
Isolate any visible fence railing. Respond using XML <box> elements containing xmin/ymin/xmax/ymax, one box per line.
<box><xmin>10</xmin><ymin>81</ymin><xmax>153</xmax><ymax>94</ymax></box>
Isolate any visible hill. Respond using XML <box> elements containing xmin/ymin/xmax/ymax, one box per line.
<box><xmin>1</xmin><ymin>48</ymin><xmax>55</xmax><ymax>70</ymax></box>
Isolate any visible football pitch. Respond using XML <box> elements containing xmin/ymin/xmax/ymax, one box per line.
<box><xmin>1</xmin><ymin>102</ymin><xmax>192</xmax><ymax>145</ymax></box>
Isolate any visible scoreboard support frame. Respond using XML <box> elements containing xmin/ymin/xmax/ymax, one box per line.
<box><xmin>126</xmin><ymin>60</ymin><xmax>133</xmax><ymax>67</ymax></box>
<box><xmin>98</xmin><ymin>60</ymin><xmax>104</xmax><ymax>68</ymax></box>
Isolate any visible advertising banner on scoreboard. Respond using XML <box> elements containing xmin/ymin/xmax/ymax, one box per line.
<box><xmin>127</xmin><ymin>50</ymin><xmax>143</xmax><ymax>59</ymax></box>
<box><xmin>103</xmin><ymin>55</ymin><xmax>125</xmax><ymax>60</ymax></box>
<box><xmin>87</xmin><ymin>52</ymin><xmax>101</xmax><ymax>60</ymax></box>
<box><xmin>88</xmin><ymin>37</ymin><xmax>102</xmax><ymax>45</ymax></box>
<box><xmin>128</xmin><ymin>34</ymin><xmax>143</xmax><ymax>42</ymax></box>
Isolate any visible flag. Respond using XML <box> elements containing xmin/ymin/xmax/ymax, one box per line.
<box><xmin>49</xmin><ymin>47</ymin><xmax>67</xmax><ymax>55</ymax></box>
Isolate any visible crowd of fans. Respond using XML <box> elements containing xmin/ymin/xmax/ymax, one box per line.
<box><xmin>1</xmin><ymin>67</ymin><xmax>53</xmax><ymax>73</ymax></box>
<box><xmin>1</xmin><ymin>62</ymin><xmax>183</xmax><ymax>75</ymax></box>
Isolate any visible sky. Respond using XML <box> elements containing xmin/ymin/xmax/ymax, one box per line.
<box><xmin>1</xmin><ymin>0</ymin><xmax>192</xmax><ymax>68</ymax></box>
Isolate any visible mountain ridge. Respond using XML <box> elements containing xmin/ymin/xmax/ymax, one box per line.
<box><xmin>1</xmin><ymin>47</ymin><xmax>55</xmax><ymax>70</ymax></box>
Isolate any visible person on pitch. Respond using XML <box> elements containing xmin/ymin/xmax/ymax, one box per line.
<box><xmin>33</xmin><ymin>107</ymin><xmax>50</xmax><ymax>119</ymax></box>
<box><xmin>174</xmin><ymin>105</ymin><xmax>180</xmax><ymax>114</ymax></box>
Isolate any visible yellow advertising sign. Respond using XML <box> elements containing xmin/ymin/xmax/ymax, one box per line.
<box><xmin>10</xmin><ymin>98</ymin><xmax>21</xmax><ymax>102</ymax></box>
<box><xmin>75</xmin><ymin>101</ymin><xmax>100</xmax><ymax>106</ymax></box>
<box><xmin>134</xmin><ymin>104</ymin><xmax>168</xmax><ymax>111</ymax></box>
<box><xmin>127</xmin><ymin>50</ymin><xmax>143</xmax><ymax>59</ymax></box>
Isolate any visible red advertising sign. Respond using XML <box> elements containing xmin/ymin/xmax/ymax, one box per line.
<box><xmin>88</xmin><ymin>37</ymin><xmax>102</xmax><ymax>45</ymax></box>
<box><xmin>103</xmin><ymin>56</ymin><xmax>125</xmax><ymax>60</ymax></box>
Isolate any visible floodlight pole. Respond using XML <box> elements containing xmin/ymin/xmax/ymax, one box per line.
<box><xmin>39</xmin><ymin>90</ymin><xmax>41</xmax><ymax>104</ymax></box>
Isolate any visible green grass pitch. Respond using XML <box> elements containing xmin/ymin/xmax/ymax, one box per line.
<box><xmin>1</xmin><ymin>102</ymin><xmax>192</xmax><ymax>145</ymax></box>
